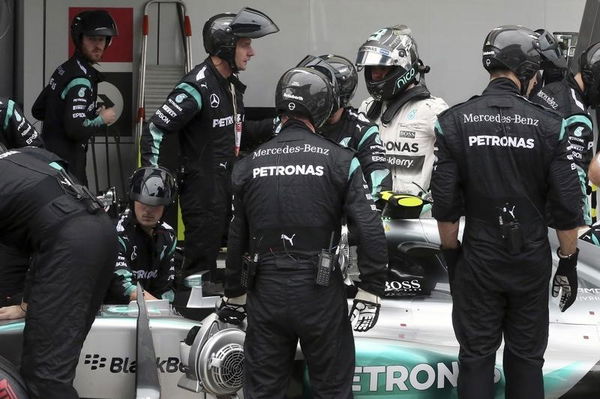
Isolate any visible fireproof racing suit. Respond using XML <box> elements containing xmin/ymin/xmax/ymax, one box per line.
<box><xmin>106</xmin><ymin>211</ymin><xmax>177</xmax><ymax>304</ymax></box>
<box><xmin>224</xmin><ymin>119</ymin><xmax>387</xmax><ymax>398</ymax></box>
<box><xmin>140</xmin><ymin>57</ymin><xmax>272</xmax><ymax>280</ymax></box>
<box><xmin>0</xmin><ymin>147</ymin><xmax>117</xmax><ymax>399</ymax></box>
<box><xmin>0</xmin><ymin>97</ymin><xmax>44</xmax><ymax>306</ymax></box>
<box><xmin>531</xmin><ymin>73</ymin><xmax>594</xmax><ymax>225</ymax></box>
<box><xmin>431</xmin><ymin>78</ymin><xmax>582</xmax><ymax>399</ymax></box>
<box><xmin>32</xmin><ymin>53</ymin><xmax>108</xmax><ymax>185</ymax></box>
<box><xmin>0</xmin><ymin>97</ymin><xmax>43</xmax><ymax>148</ymax></box>
<box><xmin>360</xmin><ymin>85</ymin><xmax>448</xmax><ymax>196</ymax></box>
<box><xmin>320</xmin><ymin>106</ymin><xmax>391</xmax><ymax>204</ymax></box>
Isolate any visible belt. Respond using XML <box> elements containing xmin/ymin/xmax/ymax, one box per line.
<box><xmin>252</xmin><ymin>226</ymin><xmax>336</xmax><ymax>254</ymax></box>
<box><xmin>465</xmin><ymin>197</ymin><xmax>543</xmax><ymax>225</ymax></box>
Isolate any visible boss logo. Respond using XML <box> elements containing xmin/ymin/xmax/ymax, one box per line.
<box><xmin>385</xmin><ymin>279</ymin><xmax>422</xmax><ymax>292</ymax></box>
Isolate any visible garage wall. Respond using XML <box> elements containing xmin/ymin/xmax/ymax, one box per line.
<box><xmin>13</xmin><ymin>0</ymin><xmax>587</xmax><ymax>195</ymax></box>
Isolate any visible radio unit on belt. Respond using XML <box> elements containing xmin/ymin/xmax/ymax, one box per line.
<box><xmin>241</xmin><ymin>253</ymin><xmax>258</xmax><ymax>290</ymax></box>
<box><xmin>55</xmin><ymin>167</ymin><xmax>103</xmax><ymax>214</ymax></box>
<box><xmin>497</xmin><ymin>203</ymin><xmax>523</xmax><ymax>255</ymax></box>
<box><xmin>316</xmin><ymin>233</ymin><xmax>336</xmax><ymax>287</ymax></box>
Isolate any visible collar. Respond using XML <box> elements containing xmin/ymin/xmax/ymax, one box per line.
<box><xmin>320</xmin><ymin>107</ymin><xmax>348</xmax><ymax>135</ymax></box>
<box><xmin>380</xmin><ymin>84</ymin><xmax>430</xmax><ymax>124</ymax></box>
<box><xmin>72</xmin><ymin>52</ymin><xmax>104</xmax><ymax>81</ymax></box>
<box><xmin>566</xmin><ymin>73</ymin><xmax>587</xmax><ymax>104</ymax></box>
<box><xmin>280</xmin><ymin>118</ymin><xmax>314</xmax><ymax>133</ymax></box>
<box><xmin>482</xmin><ymin>77</ymin><xmax>521</xmax><ymax>96</ymax></box>
<box><xmin>206</xmin><ymin>57</ymin><xmax>247</xmax><ymax>94</ymax></box>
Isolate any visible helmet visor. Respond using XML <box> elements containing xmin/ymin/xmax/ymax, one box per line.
<box><xmin>536</xmin><ymin>30</ymin><xmax>566</xmax><ymax>69</ymax></box>
<box><xmin>130</xmin><ymin>167</ymin><xmax>176</xmax><ymax>206</ymax></box>
<box><xmin>85</xmin><ymin>27</ymin><xmax>117</xmax><ymax>37</ymax></box>
<box><xmin>296</xmin><ymin>55</ymin><xmax>336</xmax><ymax>82</ymax></box>
<box><xmin>356</xmin><ymin>46</ymin><xmax>398</xmax><ymax>67</ymax></box>
<box><xmin>230</xmin><ymin>7</ymin><xmax>279</xmax><ymax>38</ymax></box>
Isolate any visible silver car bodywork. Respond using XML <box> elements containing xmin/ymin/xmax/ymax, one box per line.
<box><xmin>1</xmin><ymin>218</ymin><xmax>600</xmax><ymax>398</ymax></box>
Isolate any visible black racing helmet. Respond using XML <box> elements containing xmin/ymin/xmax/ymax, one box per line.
<box><xmin>356</xmin><ymin>25</ymin><xmax>422</xmax><ymax>101</ymax></box>
<box><xmin>482</xmin><ymin>25</ymin><xmax>542</xmax><ymax>91</ymax></box>
<box><xmin>534</xmin><ymin>29</ymin><xmax>567</xmax><ymax>85</ymax></box>
<box><xmin>71</xmin><ymin>10</ymin><xmax>118</xmax><ymax>48</ymax></box>
<box><xmin>535</xmin><ymin>29</ymin><xmax>567</xmax><ymax>69</ymax></box>
<box><xmin>296</xmin><ymin>55</ymin><xmax>341</xmax><ymax>111</ymax></box>
<box><xmin>129</xmin><ymin>166</ymin><xmax>177</xmax><ymax>207</ymax></box>
<box><xmin>580</xmin><ymin>41</ymin><xmax>600</xmax><ymax>107</ymax></box>
<box><xmin>275</xmin><ymin>67</ymin><xmax>335</xmax><ymax>129</ymax></box>
<box><xmin>203</xmin><ymin>7</ymin><xmax>279</xmax><ymax>70</ymax></box>
<box><xmin>319</xmin><ymin>54</ymin><xmax>358</xmax><ymax>108</ymax></box>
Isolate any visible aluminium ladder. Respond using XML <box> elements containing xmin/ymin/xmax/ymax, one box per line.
<box><xmin>135</xmin><ymin>0</ymin><xmax>193</xmax><ymax>164</ymax></box>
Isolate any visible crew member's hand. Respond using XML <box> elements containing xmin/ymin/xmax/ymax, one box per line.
<box><xmin>552</xmin><ymin>248</ymin><xmax>579</xmax><ymax>312</ymax></box>
<box><xmin>129</xmin><ymin>290</ymin><xmax>158</xmax><ymax>302</ymax></box>
<box><xmin>98</xmin><ymin>106</ymin><xmax>117</xmax><ymax>126</ymax></box>
<box><xmin>217</xmin><ymin>294</ymin><xmax>247</xmax><ymax>325</ymax></box>
<box><xmin>441</xmin><ymin>244</ymin><xmax>461</xmax><ymax>283</ymax></box>
<box><xmin>0</xmin><ymin>304</ymin><xmax>26</xmax><ymax>320</ymax></box>
<box><xmin>350</xmin><ymin>288</ymin><xmax>381</xmax><ymax>332</ymax></box>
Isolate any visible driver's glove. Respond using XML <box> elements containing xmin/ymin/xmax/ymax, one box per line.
<box><xmin>350</xmin><ymin>288</ymin><xmax>381</xmax><ymax>332</ymax></box>
<box><xmin>216</xmin><ymin>294</ymin><xmax>247</xmax><ymax>325</ymax></box>
<box><xmin>552</xmin><ymin>248</ymin><xmax>578</xmax><ymax>312</ymax></box>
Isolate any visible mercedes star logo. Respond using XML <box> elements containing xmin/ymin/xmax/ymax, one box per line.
<box><xmin>210</xmin><ymin>93</ymin><xmax>220</xmax><ymax>108</ymax></box>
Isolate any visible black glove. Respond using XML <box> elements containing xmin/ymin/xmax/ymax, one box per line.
<box><xmin>216</xmin><ymin>295</ymin><xmax>247</xmax><ymax>325</ymax></box>
<box><xmin>350</xmin><ymin>289</ymin><xmax>381</xmax><ymax>332</ymax></box>
<box><xmin>552</xmin><ymin>248</ymin><xmax>578</xmax><ymax>312</ymax></box>
<box><xmin>441</xmin><ymin>244</ymin><xmax>461</xmax><ymax>284</ymax></box>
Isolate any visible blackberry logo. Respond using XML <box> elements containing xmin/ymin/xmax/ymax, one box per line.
<box><xmin>84</xmin><ymin>354</ymin><xmax>107</xmax><ymax>370</ymax></box>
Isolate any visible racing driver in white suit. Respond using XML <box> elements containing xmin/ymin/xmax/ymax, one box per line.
<box><xmin>357</xmin><ymin>25</ymin><xmax>448</xmax><ymax>197</ymax></box>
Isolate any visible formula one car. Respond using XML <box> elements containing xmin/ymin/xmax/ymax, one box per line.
<box><xmin>1</xmin><ymin>214</ymin><xmax>600</xmax><ymax>398</ymax></box>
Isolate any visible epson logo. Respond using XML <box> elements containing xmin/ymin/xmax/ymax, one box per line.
<box><xmin>83</xmin><ymin>354</ymin><xmax>185</xmax><ymax>374</ymax></box>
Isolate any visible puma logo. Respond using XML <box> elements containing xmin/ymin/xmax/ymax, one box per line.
<box><xmin>281</xmin><ymin>233</ymin><xmax>296</xmax><ymax>246</ymax></box>
<box><xmin>219</xmin><ymin>162</ymin><xmax>228</xmax><ymax>169</ymax></box>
